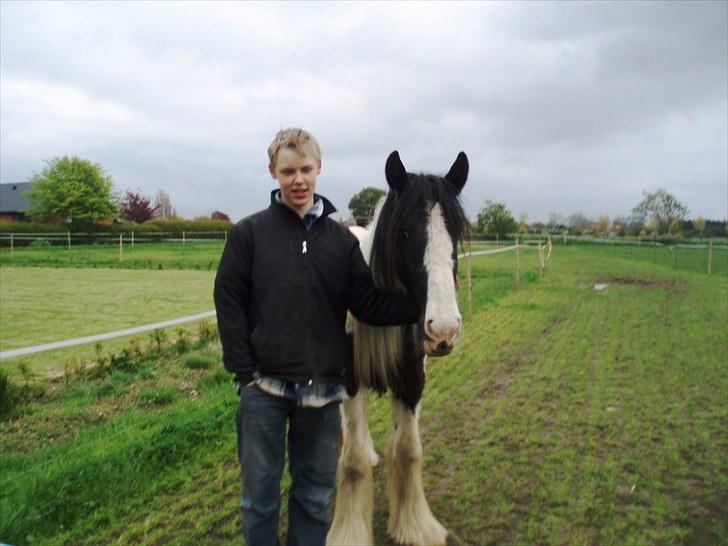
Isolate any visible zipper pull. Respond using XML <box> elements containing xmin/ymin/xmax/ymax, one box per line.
<box><xmin>302</xmin><ymin>241</ymin><xmax>307</xmax><ymax>254</ymax></box>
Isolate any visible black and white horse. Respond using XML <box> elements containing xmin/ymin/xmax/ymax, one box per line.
<box><xmin>327</xmin><ymin>151</ymin><xmax>469</xmax><ymax>546</ymax></box>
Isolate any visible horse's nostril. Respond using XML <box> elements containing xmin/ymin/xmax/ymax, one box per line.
<box><xmin>436</xmin><ymin>341</ymin><xmax>448</xmax><ymax>353</ymax></box>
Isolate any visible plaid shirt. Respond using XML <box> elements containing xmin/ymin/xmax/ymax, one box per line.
<box><xmin>240</xmin><ymin>193</ymin><xmax>348</xmax><ymax>408</ymax></box>
<box><xmin>251</xmin><ymin>372</ymin><xmax>348</xmax><ymax>408</ymax></box>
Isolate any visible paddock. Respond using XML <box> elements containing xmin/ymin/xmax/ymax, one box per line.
<box><xmin>0</xmin><ymin>244</ymin><xmax>726</xmax><ymax>545</ymax></box>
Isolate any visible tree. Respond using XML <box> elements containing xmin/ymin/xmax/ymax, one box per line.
<box><xmin>692</xmin><ymin>216</ymin><xmax>706</xmax><ymax>237</ymax></box>
<box><xmin>476</xmin><ymin>200</ymin><xmax>518</xmax><ymax>239</ymax></box>
<box><xmin>517</xmin><ymin>212</ymin><xmax>529</xmax><ymax>234</ymax></box>
<box><xmin>595</xmin><ymin>214</ymin><xmax>610</xmax><ymax>235</ymax></box>
<box><xmin>547</xmin><ymin>212</ymin><xmax>566</xmax><ymax>230</ymax></box>
<box><xmin>632</xmin><ymin>188</ymin><xmax>688</xmax><ymax>235</ymax></box>
<box><xmin>25</xmin><ymin>156</ymin><xmax>118</xmax><ymax>223</ymax></box>
<box><xmin>121</xmin><ymin>189</ymin><xmax>159</xmax><ymax>223</ymax></box>
<box><xmin>154</xmin><ymin>189</ymin><xmax>176</xmax><ymax>219</ymax></box>
<box><xmin>349</xmin><ymin>187</ymin><xmax>386</xmax><ymax>226</ymax></box>
<box><xmin>568</xmin><ymin>211</ymin><xmax>593</xmax><ymax>235</ymax></box>
<box><xmin>211</xmin><ymin>211</ymin><xmax>231</xmax><ymax>222</ymax></box>
<box><xmin>669</xmin><ymin>217</ymin><xmax>683</xmax><ymax>236</ymax></box>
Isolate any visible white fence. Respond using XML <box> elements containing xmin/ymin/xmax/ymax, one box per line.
<box><xmin>458</xmin><ymin>239</ymin><xmax>553</xmax><ymax>318</ymax></box>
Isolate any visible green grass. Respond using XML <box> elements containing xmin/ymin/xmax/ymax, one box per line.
<box><xmin>0</xmin><ymin>267</ymin><xmax>216</xmax><ymax>379</ymax></box>
<box><xmin>0</xmin><ymin>241</ymin><xmax>225</xmax><ymax>270</ymax></box>
<box><xmin>0</xmin><ymin>245</ymin><xmax>726</xmax><ymax>545</ymax></box>
<box><xmin>560</xmin><ymin>239</ymin><xmax>728</xmax><ymax>276</ymax></box>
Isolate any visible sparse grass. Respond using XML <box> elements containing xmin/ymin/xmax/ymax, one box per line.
<box><xmin>0</xmin><ymin>245</ymin><xmax>726</xmax><ymax>545</ymax></box>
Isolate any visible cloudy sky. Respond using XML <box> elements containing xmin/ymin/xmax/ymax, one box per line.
<box><xmin>2</xmin><ymin>1</ymin><xmax>726</xmax><ymax>223</ymax></box>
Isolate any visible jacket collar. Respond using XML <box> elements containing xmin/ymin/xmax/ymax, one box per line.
<box><xmin>269</xmin><ymin>190</ymin><xmax>338</xmax><ymax>218</ymax></box>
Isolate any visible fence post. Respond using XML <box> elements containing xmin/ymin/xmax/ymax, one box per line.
<box><xmin>538</xmin><ymin>243</ymin><xmax>543</xmax><ymax>280</ymax></box>
<box><xmin>708</xmin><ymin>238</ymin><xmax>713</xmax><ymax>275</ymax></box>
<box><xmin>67</xmin><ymin>231</ymin><xmax>71</xmax><ymax>250</ymax></box>
<box><xmin>131</xmin><ymin>231</ymin><xmax>135</xmax><ymax>248</ymax></box>
<box><xmin>548</xmin><ymin>238</ymin><xmax>553</xmax><ymax>273</ymax></box>
<box><xmin>183</xmin><ymin>230</ymin><xmax>186</xmax><ymax>245</ymax></box>
<box><xmin>515</xmin><ymin>237</ymin><xmax>521</xmax><ymax>289</ymax></box>
<box><xmin>466</xmin><ymin>239</ymin><xmax>473</xmax><ymax>320</ymax></box>
<box><xmin>674</xmin><ymin>245</ymin><xmax>678</xmax><ymax>269</ymax></box>
<box><xmin>119</xmin><ymin>234</ymin><xmax>123</xmax><ymax>262</ymax></box>
<box><xmin>10</xmin><ymin>233</ymin><xmax>14</xmax><ymax>258</ymax></box>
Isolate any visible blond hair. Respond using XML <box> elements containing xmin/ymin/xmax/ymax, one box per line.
<box><xmin>267</xmin><ymin>128</ymin><xmax>321</xmax><ymax>167</ymax></box>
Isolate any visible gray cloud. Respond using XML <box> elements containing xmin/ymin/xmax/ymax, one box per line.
<box><xmin>1</xmin><ymin>1</ymin><xmax>726</xmax><ymax>223</ymax></box>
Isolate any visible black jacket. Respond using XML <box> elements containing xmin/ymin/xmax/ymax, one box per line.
<box><xmin>214</xmin><ymin>192</ymin><xmax>419</xmax><ymax>387</ymax></box>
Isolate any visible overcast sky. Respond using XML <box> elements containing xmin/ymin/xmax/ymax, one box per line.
<box><xmin>2</xmin><ymin>1</ymin><xmax>726</xmax><ymax>223</ymax></box>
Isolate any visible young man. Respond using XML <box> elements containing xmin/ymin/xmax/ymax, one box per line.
<box><xmin>214</xmin><ymin>128</ymin><xmax>419</xmax><ymax>546</ymax></box>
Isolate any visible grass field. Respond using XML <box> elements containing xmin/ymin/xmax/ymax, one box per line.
<box><xmin>0</xmin><ymin>245</ymin><xmax>726</xmax><ymax>545</ymax></box>
<box><xmin>0</xmin><ymin>241</ymin><xmax>225</xmax><ymax>270</ymax></box>
<box><xmin>0</xmin><ymin>267</ymin><xmax>216</xmax><ymax>379</ymax></box>
<box><xmin>1</xmin><ymin>238</ymin><xmax>726</xmax><ymax>277</ymax></box>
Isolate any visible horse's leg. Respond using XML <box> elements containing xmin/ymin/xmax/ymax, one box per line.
<box><xmin>326</xmin><ymin>388</ymin><xmax>377</xmax><ymax>546</ymax></box>
<box><xmin>387</xmin><ymin>389</ymin><xmax>447</xmax><ymax>545</ymax></box>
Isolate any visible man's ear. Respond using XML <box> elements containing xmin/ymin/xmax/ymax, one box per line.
<box><xmin>269</xmin><ymin>164</ymin><xmax>277</xmax><ymax>179</ymax></box>
<box><xmin>317</xmin><ymin>160</ymin><xmax>322</xmax><ymax>175</ymax></box>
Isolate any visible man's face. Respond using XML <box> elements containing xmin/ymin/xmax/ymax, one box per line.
<box><xmin>269</xmin><ymin>147</ymin><xmax>320</xmax><ymax>217</ymax></box>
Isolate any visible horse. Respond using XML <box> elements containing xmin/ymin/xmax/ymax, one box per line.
<box><xmin>327</xmin><ymin>150</ymin><xmax>469</xmax><ymax>546</ymax></box>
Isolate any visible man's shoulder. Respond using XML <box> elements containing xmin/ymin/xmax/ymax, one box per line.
<box><xmin>321</xmin><ymin>216</ymin><xmax>357</xmax><ymax>243</ymax></box>
<box><xmin>234</xmin><ymin>207</ymin><xmax>274</xmax><ymax>229</ymax></box>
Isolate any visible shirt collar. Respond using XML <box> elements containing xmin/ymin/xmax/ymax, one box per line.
<box><xmin>275</xmin><ymin>191</ymin><xmax>323</xmax><ymax>221</ymax></box>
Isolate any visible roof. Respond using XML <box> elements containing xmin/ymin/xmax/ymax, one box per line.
<box><xmin>0</xmin><ymin>182</ymin><xmax>32</xmax><ymax>213</ymax></box>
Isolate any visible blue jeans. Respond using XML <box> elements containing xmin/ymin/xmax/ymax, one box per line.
<box><xmin>236</xmin><ymin>385</ymin><xmax>340</xmax><ymax>546</ymax></box>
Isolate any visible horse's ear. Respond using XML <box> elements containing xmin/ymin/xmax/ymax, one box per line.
<box><xmin>445</xmin><ymin>152</ymin><xmax>468</xmax><ymax>195</ymax></box>
<box><xmin>385</xmin><ymin>151</ymin><xmax>408</xmax><ymax>192</ymax></box>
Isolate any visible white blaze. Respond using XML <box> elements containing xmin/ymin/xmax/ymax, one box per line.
<box><xmin>423</xmin><ymin>204</ymin><xmax>461</xmax><ymax>341</ymax></box>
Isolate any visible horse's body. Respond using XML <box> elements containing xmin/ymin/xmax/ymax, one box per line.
<box><xmin>327</xmin><ymin>151</ymin><xmax>469</xmax><ymax>546</ymax></box>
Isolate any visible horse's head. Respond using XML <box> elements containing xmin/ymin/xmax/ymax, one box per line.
<box><xmin>371</xmin><ymin>151</ymin><xmax>469</xmax><ymax>357</ymax></box>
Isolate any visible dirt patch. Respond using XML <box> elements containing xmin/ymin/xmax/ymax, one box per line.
<box><xmin>592</xmin><ymin>276</ymin><xmax>687</xmax><ymax>291</ymax></box>
<box><xmin>540</xmin><ymin>314</ymin><xmax>565</xmax><ymax>338</ymax></box>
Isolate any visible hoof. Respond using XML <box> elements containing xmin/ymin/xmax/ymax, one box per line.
<box><xmin>389</xmin><ymin>515</ymin><xmax>447</xmax><ymax>546</ymax></box>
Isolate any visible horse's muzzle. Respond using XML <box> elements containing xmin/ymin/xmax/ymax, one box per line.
<box><xmin>423</xmin><ymin>317</ymin><xmax>460</xmax><ymax>357</ymax></box>
<box><xmin>424</xmin><ymin>338</ymin><xmax>454</xmax><ymax>357</ymax></box>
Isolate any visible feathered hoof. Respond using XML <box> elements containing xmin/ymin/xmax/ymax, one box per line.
<box><xmin>326</xmin><ymin>518</ymin><xmax>372</xmax><ymax>546</ymax></box>
<box><xmin>388</xmin><ymin>514</ymin><xmax>447</xmax><ymax>546</ymax></box>
<box><xmin>367</xmin><ymin>447</ymin><xmax>380</xmax><ymax>467</ymax></box>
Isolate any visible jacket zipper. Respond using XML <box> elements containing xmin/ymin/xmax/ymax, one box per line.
<box><xmin>302</xmin><ymin>230</ymin><xmax>314</xmax><ymax>385</ymax></box>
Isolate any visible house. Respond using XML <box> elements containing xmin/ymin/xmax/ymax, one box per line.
<box><xmin>0</xmin><ymin>182</ymin><xmax>32</xmax><ymax>223</ymax></box>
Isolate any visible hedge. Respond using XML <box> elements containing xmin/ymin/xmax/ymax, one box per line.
<box><xmin>0</xmin><ymin>219</ymin><xmax>233</xmax><ymax>234</ymax></box>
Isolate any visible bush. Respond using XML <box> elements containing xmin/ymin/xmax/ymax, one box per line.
<box><xmin>173</xmin><ymin>329</ymin><xmax>190</xmax><ymax>354</ymax></box>
<box><xmin>196</xmin><ymin>320</ymin><xmax>218</xmax><ymax>345</ymax></box>
<box><xmin>0</xmin><ymin>370</ymin><xmax>45</xmax><ymax>419</ymax></box>
<box><xmin>29</xmin><ymin>238</ymin><xmax>52</xmax><ymax>248</ymax></box>
<box><xmin>0</xmin><ymin>369</ymin><xmax>18</xmax><ymax>419</ymax></box>
<box><xmin>109</xmin><ymin>350</ymin><xmax>138</xmax><ymax>373</ymax></box>
<box><xmin>198</xmin><ymin>369</ymin><xmax>230</xmax><ymax>391</ymax></box>
<box><xmin>183</xmin><ymin>353</ymin><xmax>216</xmax><ymax>370</ymax></box>
<box><xmin>137</xmin><ymin>386</ymin><xmax>179</xmax><ymax>407</ymax></box>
